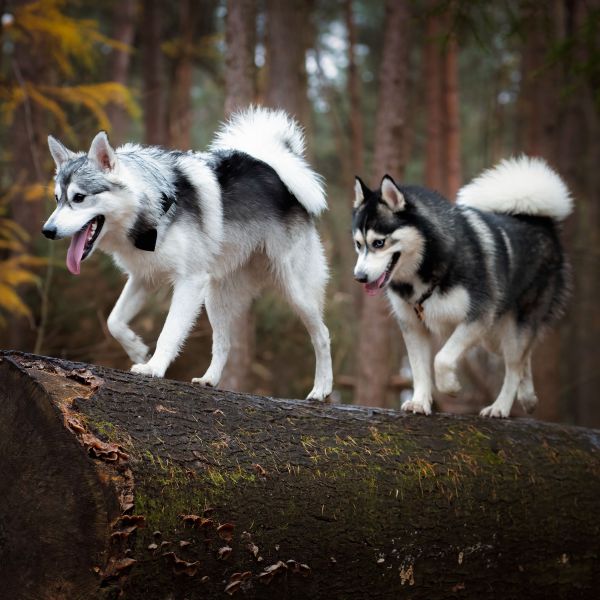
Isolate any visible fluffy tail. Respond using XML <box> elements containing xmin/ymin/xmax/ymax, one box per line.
<box><xmin>210</xmin><ymin>106</ymin><xmax>327</xmax><ymax>216</ymax></box>
<box><xmin>456</xmin><ymin>156</ymin><xmax>573</xmax><ymax>221</ymax></box>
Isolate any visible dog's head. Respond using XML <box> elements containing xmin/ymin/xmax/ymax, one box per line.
<box><xmin>42</xmin><ymin>132</ymin><xmax>135</xmax><ymax>275</ymax></box>
<box><xmin>352</xmin><ymin>175</ymin><xmax>425</xmax><ymax>295</ymax></box>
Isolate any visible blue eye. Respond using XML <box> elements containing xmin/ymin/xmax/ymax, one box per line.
<box><xmin>372</xmin><ymin>239</ymin><xmax>385</xmax><ymax>249</ymax></box>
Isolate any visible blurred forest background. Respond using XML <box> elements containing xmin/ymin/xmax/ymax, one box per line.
<box><xmin>0</xmin><ymin>0</ymin><xmax>598</xmax><ymax>426</ymax></box>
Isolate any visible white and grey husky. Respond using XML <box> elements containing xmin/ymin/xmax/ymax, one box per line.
<box><xmin>43</xmin><ymin>108</ymin><xmax>333</xmax><ymax>400</ymax></box>
<box><xmin>352</xmin><ymin>157</ymin><xmax>572</xmax><ymax>417</ymax></box>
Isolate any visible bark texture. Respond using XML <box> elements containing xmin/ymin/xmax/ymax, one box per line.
<box><xmin>4</xmin><ymin>352</ymin><xmax>599</xmax><ymax>599</ymax></box>
<box><xmin>355</xmin><ymin>0</ymin><xmax>409</xmax><ymax>408</ymax></box>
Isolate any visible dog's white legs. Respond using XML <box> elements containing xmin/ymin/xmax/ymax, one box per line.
<box><xmin>517</xmin><ymin>352</ymin><xmax>538</xmax><ymax>413</ymax></box>
<box><xmin>131</xmin><ymin>275</ymin><xmax>209</xmax><ymax>378</ymax></box>
<box><xmin>107</xmin><ymin>277</ymin><xmax>150</xmax><ymax>364</ymax></box>
<box><xmin>434</xmin><ymin>322</ymin><xmax>485</xmax><ymax>395</ymax></box>
<box><xmin>193</xmin><ymin>268</ymin><xmax>261</xmax><ymax>388</ymax></box>
<box><xmin>274</xmin><ymin>233</ymin><xmax>332</xmax><ymax>401</ymax></box>
<box><xmin>481</xmin><ymin>323</ymin><xmax>531</xmax><ymax>418</ymax></box>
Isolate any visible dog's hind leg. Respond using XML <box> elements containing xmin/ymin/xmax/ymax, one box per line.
<box><xmin>517</xmin><ymin>351</ymin><xmax>538</xmax><ymax>414</ymax></box>
<box><xmin>132</xmin><ymin>274</ymin><xmax>209</xmax><ymax>378</ymax></box>
<box><xmin>107</xmin><ymin>277</ymin><xmax>151</xmax><ymax>364</ymax></box>
<box><xmin>274</xmin><ymin>233</ymin><xmax>332</xmax><ymax>401</ymax></box>
<box><xmin>481</xmin><ymin>322</ymin><xmax>531</xmax><ymax>418</ymax></box>
<box><xmin>193</xmin><ymin>266</ymin><xmax>261</xmax><ymax>388</ymax></box>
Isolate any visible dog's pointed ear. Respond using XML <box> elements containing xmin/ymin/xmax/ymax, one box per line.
<box><xmin>354</xmin><ymin>176</ymin><xmax>369</xmax><ymax>208</ymax></box>
<box><xmin>48</xmin><ymin>135</ymin><xmax>75</xmax><ymax>169</ymax></box>
<box><xmin>380</xmin><ymin>175</ymin><xmax>406</xmax><ymax>211</ymax></box>
<box><xmin>88</xmin><ymin>131</ymin><xmax>116</xmax><ymax>172</ymax></box>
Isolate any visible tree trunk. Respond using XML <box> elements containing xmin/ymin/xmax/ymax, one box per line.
<box><xmin>141</xmin><ymin>0</ymin><xmax>167</xmax><ymax>145</ymax></box>
<box><xmin>345</xmin><ymin>0</ymin><xmax>364</xmax><ymax>175</ymax></box>
<box><xmin>442</xmin><ymin>30</ymin><xmax>461</xmax><ymax>199</ymax></box>
<box><xmin>355</xmin><ymin>0</ymin><xmax>409</xmax><ymax>408</ymax></box>
<box><xmin>218</xmin><ymin>0</ymin><xmax>258</xmax><ymax>393</ymax></box>
<box><xmin>107</xmin><ymin>0</ymin><xmax>137</xmax><ymax>144</ymax></box>
<box><xmin>264</xmin><ymin>0</ymin><xmax>312</xmax><ymax>124</ymax></box>
<box><xmin>168</xmin><ymin>0</ymin><xmax>195</xmax><ymax>149</ymax></box>
<box><xmin>1</xmin><ymin>351</ymin><xmax>600</xmax><ymax>599</ymax></box>
<box><xmin>423</xmin><ymin>6</ymin><xmax>443</xmax><ymax>192</ymax></box>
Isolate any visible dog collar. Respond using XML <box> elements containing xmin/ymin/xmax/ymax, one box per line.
<box><xmin>130</xmin><ymin>192</ymin><xmax>176</xmax><ymax>252</ymax></box>
<box><xmin>413</xmin><ymin>280</ymin><xmax>438</xmax><ymax>322</ymax></box>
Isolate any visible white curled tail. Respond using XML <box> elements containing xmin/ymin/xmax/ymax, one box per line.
<box><xmin>457</xmin><ymin>156</ymin><xmax>573</xmax><ymax>221</ymax></box>
<box><xmin>210</xmin><ymin>106</ymin><xmax>327</xmax><ymax>216</ymax></box>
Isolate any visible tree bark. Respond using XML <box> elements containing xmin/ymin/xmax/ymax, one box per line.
<box><xmin>1</xmin><ymin>351</ymin><xmax>599</xmax><ymax>599</ymax></box>
<box><xmin>106</xmin><ymin>0</ymin><xmax>137</xmax><ymax>144</ymax></box>
<box><xmin>219</xmin><ymin>0</ymin><xmax>258</xmax><ymax>393</ymax></box>
<box><xmin>141</xmin><ymin>0</ymin><xmax>167</xmax><ymax>145</ymax></box>
<box><xmin>167</xmin><ymin>0</ymin><xmax>195</xmax><ymax>149</ymax></box>
<box><xmin>442</xmin><ymin>30</ymin><xmax>461</xmax><ymax>199</ymax></box>
<box><xmin>264</xmin><ymin>0</ymin><xmax>312</xmax><ymax>124</ymax></box>
<box><xmin>355</xmin><ymin>0</ymin><xmax>409</xmax><ymax>408</ymax></box>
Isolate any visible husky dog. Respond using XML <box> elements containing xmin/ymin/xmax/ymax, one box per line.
<box><xmin>42</xmin><ymin>108</ymin><xmax>333</xmax><ymax>400</ymax></box>
<box><xmin>352</xmin><ymin>157</ymin><xmax>572</xmax><ymax>417</ymax></box>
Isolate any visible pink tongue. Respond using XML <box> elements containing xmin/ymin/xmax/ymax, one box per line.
<box><xmin>364</xmin><ymin>272</ymin><xmax>387</xmax><ymax>296</ymax></box>
<box><xmin>66</xmin><ymin>223</ymin><xmax>92</xmax><ymax>275</ymax></box>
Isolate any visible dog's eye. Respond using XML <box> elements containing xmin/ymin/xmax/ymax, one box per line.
<box><xmin>72</xmin><ymin>193</ymin><xmax>86</xmax><ymax>203</ymax></box>
<box><xmin>355</xmin><ymin>241</ymin><xmax>362</xmax><ymax>250</ymax></box>
<box><xmin>372</xmin><ymin>239</ymin><xmax>385</xmax><ymax>249</ymax></box>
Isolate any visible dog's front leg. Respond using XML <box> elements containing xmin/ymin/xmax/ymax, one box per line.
<box><xmin>389</xmin><ymin>296</ymin><xmax>434</xmax><ymax>414</ymax></box>
<box><xmin>107</xmin><ymin>276</ymin><xmax>151</xmax><ymax>364</ymax></box>
<box><xmin>131</xmin><ymin>275</ymin><xmax>209</xmax><ymax>378</ymax></box>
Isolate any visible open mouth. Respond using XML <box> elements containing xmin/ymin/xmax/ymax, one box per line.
<box><xmin>66</xmin><ymin>215</ymin><xmax>105</xmax><ymax>275</ymax></box>
<box><xmin>364</xmin><ymin>252</ymin><xmax>401</xmax><ymax>296</ymax></box>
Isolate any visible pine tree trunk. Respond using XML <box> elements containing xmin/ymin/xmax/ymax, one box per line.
<box><xmin>141</xmin><ymin>0</ymin><xmax>167</xmax><ymax>146</ymax></box>
<box><xmin>219</xmin><ymin>0</ymin><xmax>258</xmax><ymax>392</ymax></box>
<box><xmin>355</xmin><ymin>0</ymin><xmax>409</xmax><ymax>408</ymax></box>
<box><xmin>1</xmin><ymin>351</ymin><xmax>599</xmax><ymax>599</ymax></box>
<box><xmin>442</xmin><ymin>31</ymin><xmax>461</xmax><ymax>199</ymax></box>
<box><xmin>106</xmin><ymin>0</ymin><xmax>136</xmax><ymax>144</ymax></box>
<box><xmin>168</xmin><ymin>0</ymin><xmax>195</xmax><ymax>149</ymax></box>
<box><xmin>264</xmin><ymin>0</ymin><xmax>312</xmax><ymax>123</ymax></box>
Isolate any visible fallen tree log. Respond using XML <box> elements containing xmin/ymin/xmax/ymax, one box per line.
<box><xmin>0</xmin><ymin>351</ymin><xmax>599</xmax><ymax>600</ymax></box>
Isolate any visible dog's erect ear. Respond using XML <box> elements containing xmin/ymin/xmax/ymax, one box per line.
<box><xmin>48</xmin><ymin>135</ymin><xmax>75</xmax><ymax>169</ymax></box>
<box><xmin>354</xmin><ymin>176</ymin><xmax>369</xmax><ymax>208</ymax></box>
<box><xmin>88</xmin><ymin>131</ymin><xmax>116</xmax><ymax>172</ymax></box>
<box><xmin>380</xmin><ymin>175</ymin><xmax>406</xmax><ymax>211</ymax></box>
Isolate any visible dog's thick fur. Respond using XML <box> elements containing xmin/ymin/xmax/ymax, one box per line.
<box><xmin>352</xmin><ymin>157</ymin><xmax>572</xmax><ymax>417</ymax></box>
<box><xmin>43</xmin><ymin>108</ymin><xmax>333</xmax><ymax>400</ymax></box>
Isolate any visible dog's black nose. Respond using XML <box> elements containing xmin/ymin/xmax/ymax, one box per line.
<box><xmin>354</xmin><ymin>272</ymin><xmax>368</xmax><ymax>283</ymax></box>
<box><xmin>42</xmin><ymin>226</ymin><xmax>57</xmax><ymax>240</ymax></box>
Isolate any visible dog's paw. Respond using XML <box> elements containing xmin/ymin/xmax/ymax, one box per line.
<box><xmin>434</xmin><ymin>358</ymin><xmax>461</xmax><ymax>396</ymax></box>
<box><xmin>126</xmin><ymin>339</ymin><xmax>150</xmax><ymax>365</ymax></box>
<box><xmin>517</xmin><ymin>393</ymin><xmax>538</xmax><ymax>414</ymax></box>
<box><xmin>401</xmin><ymin>398</ymin><xmax>432</xmax><ymax>415</ymax></box>
<box><xmin>131</xmin><ymin>362</ymin><xmax>165</xmax><ymax>378</ymax></box>
<box><xmin>480</xmin><ymin>403</ymin><xmax>510</xmax><ymax>418</ymax></box>
<box><xmin>191</xmin><ymin>376</ymin><xmax>216</xmax><ymax>387</ymax></box>
<box><xmin>305</xmin><ymin>384</ymin><xmax>332</xmax><ymax>402</ymax></box>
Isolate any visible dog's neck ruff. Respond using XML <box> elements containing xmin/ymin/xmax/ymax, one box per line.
<box><xmin>131</xmin><ymin>192</ymin><xmax>176</xmax><ymax>252</ymax></box>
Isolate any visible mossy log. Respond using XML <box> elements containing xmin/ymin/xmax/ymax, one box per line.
<box><xmin>1</xmin><ymin>351</ymin><xmax>599</xmax><ymax>600</ymax></box>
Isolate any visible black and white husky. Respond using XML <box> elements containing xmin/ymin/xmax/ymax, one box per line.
<box><xmin>352</xmin><ymin>157</ymin><xmax>572</xmax><ymax>417</ymax></box>
<box><xmin>43</xmin><ymin>108</ymin><xmax>333</xmax><ymax>400</ymax></box>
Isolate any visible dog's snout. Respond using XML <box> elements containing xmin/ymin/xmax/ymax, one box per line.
<box><xmin>42</xmin><ymin>225</ymin><xmax>57</xmax><ymax>240</ymax></box>
<box><xmin>354</xmin><ymin>272</ymin><xmax>368</xmax><ymax>283</ymax></box>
